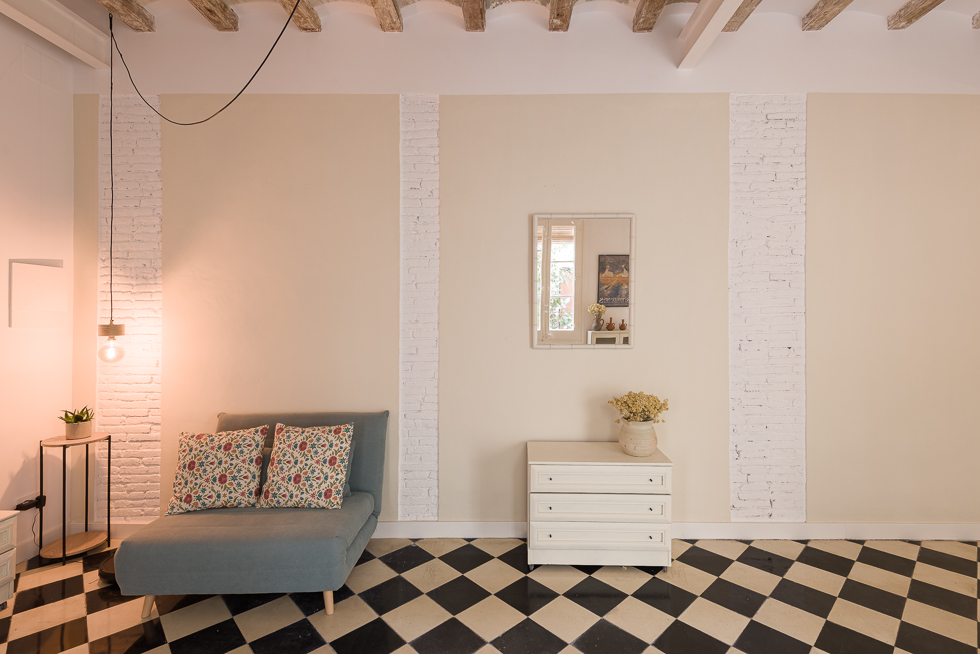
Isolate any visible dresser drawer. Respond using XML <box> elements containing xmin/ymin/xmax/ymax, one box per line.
<box><xmin>0</xmin><ymin>547</ymin><xmax>14</xmax><ymax>586</ymax></box>
<box><xmin>529</xmin><ymin>521</ymin><xmax>670</xmax><ymax>551</ymax></box>
<box><xmin>0</xmin><ymin>579</ymin><xmax>12</xmax><ymax>604</ymax></box>
<box><xmin>529</xmin><ymin>465</ymin><xmax>670</xmax><ymax>494</ymax></box>
<box><xmin>0</xmin><ymin>517</ymin><xmax>14</xmax><ymax>553</ymax></box>
<box><xmin>530</xmin><ymin>493</ymin><xmax>671</xmax><ymax>523</ymax></box>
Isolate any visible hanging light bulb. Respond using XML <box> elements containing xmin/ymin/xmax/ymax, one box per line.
<box><xmin>98</xmin><ymin>23</ymin><xmax>126</xmax><ymax>364</ymax></box>
<box><xmin>98</xmin><ymin>320</ymin><xmax>126</xmax><ymax>363</ymax></box>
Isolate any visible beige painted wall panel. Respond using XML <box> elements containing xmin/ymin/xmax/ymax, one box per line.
<box><xmin>807</xmin><ymin>94</ymin><xmax>980</xmax><ymax>523</ymax></box>
<box><xmin>160</xmin><ymin>95</ymin><xmax>401</xmax><ymax>521</ymax></box>
<box><xmin>439</xmin><ymin>94</ymin><xmax>731</xmax><ymax>524</ymax></box>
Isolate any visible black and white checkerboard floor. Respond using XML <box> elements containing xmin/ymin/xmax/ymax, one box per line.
<box><xmin>0</xmin><ymin>538</ymin><xmax>977</xmax><ymax>654</ymax></box>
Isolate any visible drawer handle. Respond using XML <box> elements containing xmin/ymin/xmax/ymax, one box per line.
<box><xmin>648</xmin><ymin>535</ymin><xmax>653</xmax><ymax>539</ymax></box>
<box><xmin>548</xmin><ymin>507</ymin><xmax>552</xmax><ymax>510</ymax></box>
<box><xmin>549</xmin><ymin>534</ymin><xmax>552</xmax><ymax>538</ymax></box>
<box><xmin>649</xmin><ymin>479</ymin><xmax>654</xmax><ymax>482</ymax></box>
<box><xmin>649</xmin><ymin>507</ymin><xmax>653</xmax><ymax>511</ymax></box>
<box><xmin>549</xmin><ymin>477</ymin><xmax>553</xmax><ymax>481</ymax></box>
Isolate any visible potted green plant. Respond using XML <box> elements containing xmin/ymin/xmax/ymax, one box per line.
<box><xmin>59</xmin><ymin>406</ymin><xmax>94</xmax><ymax>440</ymax></box>
<box><xmin>608</xmin><ymin>392</ymin><xmax>668</xmax><ymax>457</ymax></box>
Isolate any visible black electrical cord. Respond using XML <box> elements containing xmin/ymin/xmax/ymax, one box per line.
<box><xmin>108</xmin><ymin>0</ymin><xmax>303</xmax><ymax>127</ymax></box>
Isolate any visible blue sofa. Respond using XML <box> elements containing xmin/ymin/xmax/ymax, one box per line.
<box><xmin>115</xmin><ymin>411</ymin><xmax>388</xmax><ymax>617</ymax></box>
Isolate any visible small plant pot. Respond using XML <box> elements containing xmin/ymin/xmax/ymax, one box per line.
<box><xmin>65</xmin><ymin>421</ymin><xmax>93</xmax><ymax>440</ymax></box>
<box><xmin>618</xmin><ymin>420</ymin><xmax>658</xmax><ymax>457</ymax></box>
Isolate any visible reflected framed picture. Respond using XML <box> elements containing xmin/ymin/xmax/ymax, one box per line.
<box><xmin>597</xmin><ymin>254</ymin><xmax>629</xmax><ymax>307</ymax></box>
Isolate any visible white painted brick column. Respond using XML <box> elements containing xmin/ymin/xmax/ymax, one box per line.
<box><xmin>729</xmin><ymin>94</ymin><xmax>806</xmax><ymax>522</ymax></box>
<box><xmin>399</xmin><ymin>95</ymin><xmax>440</xmax><ymax>521</ymax></box>
<box><xmin>97</xmin><ymin>95</ymin><xmax>163</xmax><ymax>522</ymax></box>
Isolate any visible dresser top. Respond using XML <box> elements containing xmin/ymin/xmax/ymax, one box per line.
<box><xmin>527</xmin><ymin>441</ymin><xmax>671</xmax><ymax>466</ymax></box>
<box><xmin>0</xmin><ymin>510</ymin><xmax>17</xmax><ymax>522</ymax></box>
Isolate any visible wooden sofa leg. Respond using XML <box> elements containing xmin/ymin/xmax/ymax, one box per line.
<box><xmin>324</xmin><ymin>591</ymin><xmax>334</xmax><ymax>615</ymax></box>
<box><xmin>141</xmin><ymin>595</ymin><xmax>155</xmax><ymax>619</ymax></box>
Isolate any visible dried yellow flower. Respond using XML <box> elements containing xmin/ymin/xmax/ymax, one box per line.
<box><xmin>587</xmin><ymin>303</ymin><xmax>606</xmax><ymax>318</ymax></box>
<box><xmin>608</xmin><ymin>391</ymin><xmax>669</xmax><ymax>424</ymax></box>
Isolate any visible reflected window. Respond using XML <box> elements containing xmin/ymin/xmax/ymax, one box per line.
<box><xmin>536</xmin><ymin>219</ymin><xmax>583</xmax><ymax>343</ymax></box>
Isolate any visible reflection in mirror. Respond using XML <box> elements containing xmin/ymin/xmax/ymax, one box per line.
<box><xmin>531</xmin><ymin>214</ymin><xmax>634</xmax><ymax>349</ymax></box>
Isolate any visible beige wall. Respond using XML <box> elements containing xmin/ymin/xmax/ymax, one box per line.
<box><xmin>159</xmin><ymin>95</ymin><xmax>401</xmax><ymax>521</ymax></box>
<box><xmin>806</xmin><ymin>94</ymin><xmax>980</xmax><ymax>523</ymax></box>
<box><xmin>439</xmin><ymin>95</ymin><xmax>731</xmax><ymax>524</ymax></box>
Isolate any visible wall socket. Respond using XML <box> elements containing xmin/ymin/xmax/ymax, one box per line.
<box><xmin>15</xmin><ymin>495</ymin><xmax>45</xmax><ymax>511</ymax></box>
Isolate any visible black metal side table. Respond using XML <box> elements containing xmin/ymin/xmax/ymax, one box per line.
<box><xmin>39</xmin><ymin>432</ymin><xmax>112</xmax><ymax>565</ymax></box>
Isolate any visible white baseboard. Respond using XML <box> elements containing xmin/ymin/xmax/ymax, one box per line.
<box><xmin>374</xmin><ymin>521</ymin><xmax>980</xmax><ymax>541</ymax></box>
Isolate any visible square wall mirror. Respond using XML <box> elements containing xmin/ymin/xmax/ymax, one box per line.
<box><xmin>530</xmin><ymin>213</ymin><xmax>635</xmax><ymax>349</ymax></box>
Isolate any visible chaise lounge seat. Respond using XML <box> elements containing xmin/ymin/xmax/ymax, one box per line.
<box><xmin>115</xmin><ymin>411</ymin><xmax>388</xmax><ymax>616</ymax></box>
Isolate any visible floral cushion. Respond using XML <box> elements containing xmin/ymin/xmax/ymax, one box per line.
<box><xmin>258</xmin><ymin>423</ymin><xmax>353</xmax><ymax>509</ymax></box>
<box><xmin>166</xmin><ymin>426</ymin><xmax>268</xmax><ymax>515</ymax></box>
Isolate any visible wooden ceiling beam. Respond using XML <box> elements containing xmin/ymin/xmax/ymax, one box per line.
<box><xmin>549</xmin><ymin>0</ymin><xmax>574</xmax><ymax>31</ymax></box>
<box><xmin>722</xmin><ymin>0</ymin><xmax>761</xmax><ymax>32</ymax></box>
<box><xmin>276</xmin><ymin>0</ymin><xmax>321</xmax><ymax>32</ymax></box>
<box><xmin>973</xmin><ymin>10</ymin><xmax>979</xmax><ymax>28</ymax></box>
<box><xmin>887</xmin><ymin>0</ymin><xmax>945</xmax><ymax>30</ymax></box>
<box><xmin>801</xmin><ymin>0</ymin><xmax>854</xmax><ymax>31</ymax></box>
<box><xmin>187</xmin><ymin>0</ymin><xmax>238</xmax><ymax>31</ymax></box>
<box><xmin>371</xmin><ymin>0</ymin><xmax>403</xmax><ymax>31</ymax></box>
<box><xmin>633</xmin><ymin>0</ymin><xmax>667</xmax><ymax>32</ymax></box>
<box><xmin>462</xmin><ymin>0</ymin><xmax>486</xmax><ymax>31</ymax></box>
<box><xmin>677</xmin><ymin>0</ymin><xmax>743</xmax><ymax>68</ymax></box>
<box><xmin>92</xmin><ymin>0</ymin><xmax>154</xmax><ymax>32</ymax></box>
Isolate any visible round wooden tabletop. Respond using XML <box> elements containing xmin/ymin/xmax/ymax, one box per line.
<box><xmin>41</xmin><ymin>432</ymin><xmax>111</xmax><ymax>447</ymax></box>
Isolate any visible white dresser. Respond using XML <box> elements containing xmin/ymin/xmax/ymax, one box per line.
<box><xmin>0</xmin><ymin>510</ymin><xmax>16</xmax><ymax>609</ymax></box>
<box><xmin>527</xmin><ymin>441</ymin><xmax>672</xmax><ymax>569</ymax></box>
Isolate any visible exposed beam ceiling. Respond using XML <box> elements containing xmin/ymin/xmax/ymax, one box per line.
<box><xmin>0</xmin><ymin>0</ymin><xmax>110</xmax><ymax>68</ymax></box>
<box><xmin>372</xmin><ymin>0</ymin><xmax>403</xmax><ymax>31</ymax></box>
<box><xmin>187</xmin><ymin>0</ymin><xmax>239</xmax><ymax>32</ymax></box>
<box><xmin>974</xmin><ymin>10</ymin><xmax>979</xmax><ymax>28</ymax></box>
<box><xmin>633</xmin><ymin>0</ymin><xmax>668</xmax><ymax>33</ymax></box>
<box><xmin>801</xmin><ymin>0</ymin><xmax>855</xmax><ymax>31</ymax></box>
<box><xmin>93</xmin><ymin>0</ymin><xmax>154</xmax><ymax>32</ymax></box>
<box><xmin>887</xmin><ymin>0</ymin><xmax>946</xmax><ymax>30</ymax></box>
<box><xmin>677</xmin><ymin>0</ymin><xmax>743</xmax><ymax>69</ymax></box>
<box><xmin>462</xmin><ymin>0</ymin><xmax>486</xmax><ymax>31</ymax></box>
<box><xmin>549</xmin><ymin>0</ymin><xmax>574</xmax><ymax>32</ymax></box>
<box><xmin>276</xmin><ymin>0</ymin><xmax>321</xmax><ymax>32</ymax></box>
<box><xmin>723</xmin><ymin>0</ymin><xmax>762</xmax><ymax>32</ymax></box>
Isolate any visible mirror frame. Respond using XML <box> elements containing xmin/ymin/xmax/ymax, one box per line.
<box><xmin>530</xmin><ymin>213</ymin><xmax>635</xmax><ymax>350</ymax></box>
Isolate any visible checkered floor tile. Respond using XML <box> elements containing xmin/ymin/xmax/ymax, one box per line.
<box><xmin>1</xmin><ymin>538</ymin><xmax>977</xmax><ymax>654</ymax></box>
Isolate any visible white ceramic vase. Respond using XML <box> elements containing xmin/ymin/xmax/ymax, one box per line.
<box><xmin>65</xmin><ymin>421</ymin><xmax>93</xmax><ymax>440</ymax></box>
<box><xmin>618</xmin><ymin>420</ymin><xmax>658</xmax><ymax>457</ymax></box>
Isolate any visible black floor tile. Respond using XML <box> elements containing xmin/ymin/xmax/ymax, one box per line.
<box><xmin>290</xmin><ymin>587</ymin><xmax>354</xmax><ymax>617</ymax></box>
<box><xmin>0</xmin><ymin>615</ymin><xmax>9</xmax><ymax>643</ymax></box>
<box><xmin>496</xmin><ymin>544</ymin><xmax>530</xmax><ymax>574</ymax></box>
<box><xmin>221</xmin><ymin>592</ymin><xmax>284</xmax><ymax>616</ymax></box>
<box><xmin>153</xmin><ymin>594</ymin><xmax>211</xmax><ymax>616</ymax></box>
<box><xmin>814</xmin><ymin>621</ymin><xmax>893</xmax><ymax>654</ymax></box>
<box><xmin>907</xmin><ymin>579</ymin><xmax>977</xmax><ymax>620</ymax></box>
<box><xmin>795</xmin><ymin>546</ymin><xmax>854</xmax><ymax>577</ymax></box>
<box><xmin>895</xmin><ymin>619</ymin><xmax>978</xmax><ymax>654</ymax></box>
<box><xmin>5</xmin><ymin>617</ymin><xmax>88</xmax><ymax>654</ymax></box>
<box><xmin>770</xmin><ymin>578</ymin><xmax>837</xmax><ymax>618</ymax></box>
<box><xmin>574</xmin><ymin>619</ymin><xmax>647</xmax><ymax>654</ymax></box>
<box><xmin>857</xmin><ymin>546</ymin><xmax>917</xmax><ymax>577</ymax></box>
<box><xmin>654</xmin><ymin>620</ymin><xmax>729</xmax><ymax>654</ymax></box>
<box><xmin>411</xmin><ymin>617</ymin><xmax>485</xmax><ymax>654</ymax></box>
<box><xmin>249</xmin><ymin>618</ymin><xmax>325</xmax><ymax>654</ymax></box>
<box><xmin>168</xmin><ymin>618</ymin><xmax>247</xmax><ymax>654</ymax></box>
<box><xmin>439</xmin><ymin>544</ymin><xmax>494</xmax><ymax>575</ymax></box>
<box><xmin>330</xmin><ymin>618</ymin><xmax>405</xmax><ymax>654</ymax></box>
<box><xmin>379</xmin><ymin>544</ymin><xmax>436</xmax><ymax>574</ymax></box>
<box><xmin>355</xmin><ymin>548</ymin><xmax>375</xmax><ymax>566</ymax></box>
<box><xmin>492</xmin><ymin>618</ymin><xmax>567</xmax><ymax>654</ymax></box>
<box><xmin>838</xmin><ymin>579</ymin><xmax>906</xmax><ymax>619</ymax></box>
<box><xmin>700</xmin><ymin>578</ymin><xmax>767</xmax><ymax>618</ymax></box>
<box><xmin>736</xmin><ymin>546</ymin><xmax>795</xmax><ymax>577</ymax></box>
<box><xmin>563</xmin><ymin>577</ymin><xmax>628</xmax><ymax>617</ymax></box>
<box><xmin>632</xmin><ymin>577</ymin><xmax>698</xmax><ymax>618</ymax></box>
<box><xmin>570</xmin><ymin>564</ymin><xmax>602</xmax><ymax>576</ymax></box>
<box><xmin>12</xmin><ymin>575</ymin><xmax>85</xmax><ymax>613</ymax></box>
<box><xmin>734</xmin><ymin>619</ymin><xmax>811</xmax><ymax>654</ymax></box>
<box><xmin>358</xmin><ymin>576</ymin><xmax>423</xmax><ymax>615</ymax></box>
<box><xmin>85</xmin><ymin>584</ymin><xmax>141</xmax><ymax>614</ymax></box>
<box><xmin>427</xmin><ymin>576</ymin><xmax>491</xmax><ymax>615</ymax></box>
<box><xmin>87</xmin><ymin>618</ymin><xmax>168</xmax><ymax>654</ymax></box>
<box><xmin>82</xmin><ymin>548</ymin><xmax>116</xmax><ymax>574</ymax></box>
<box><xmin>494</xmin><ymin>577</ymin><xmax>559</xmax><ymax>616</ymax></box>
<box><xmin>917</xmin><ymin>547</ymin><xmax>978</xmax><ymax>578</ymax></box>
<box><xmin>676</xmin><ymin>546</ymin><xmax>734</xmax><ymax>577</ymax></box>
